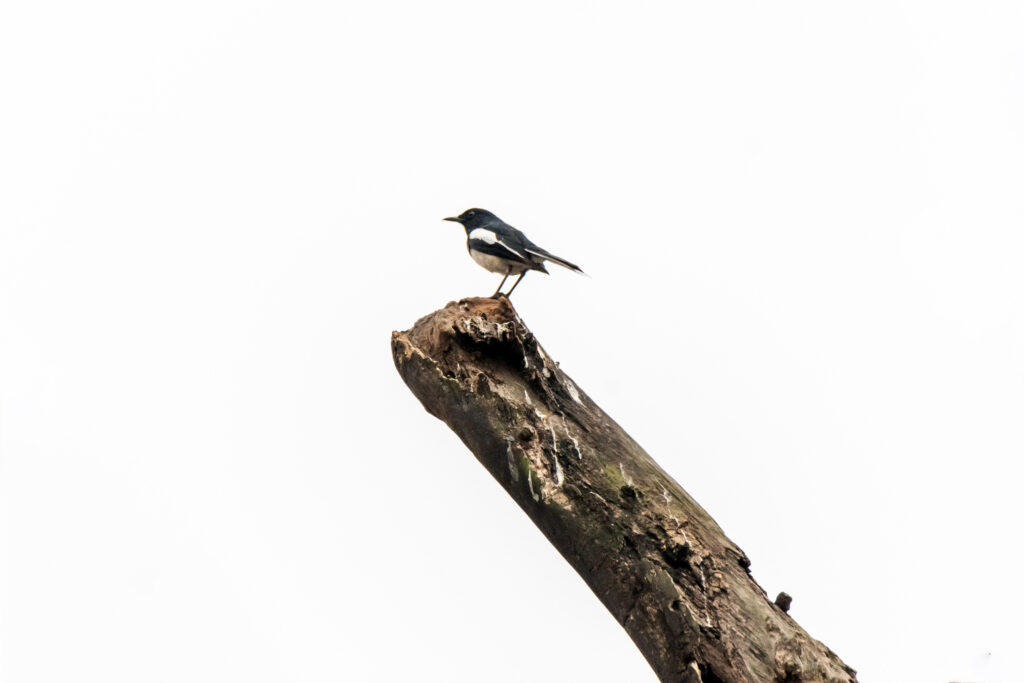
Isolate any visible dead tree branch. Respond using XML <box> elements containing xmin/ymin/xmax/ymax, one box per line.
<box><xmin>391</xmin><ymin>297</ymin><xmax>856</xmax><ymax>683</ymax></box>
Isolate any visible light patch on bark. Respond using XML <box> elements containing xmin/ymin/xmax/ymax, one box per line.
<box><xmin>568</xmin><ymin>433</ymin><xmax>582</xmax><ymax>460</ymax></box>
<box><xmin>506</xmin><ymin>440</ymin><xmax>519</xmax><ymax>483</ymax></box>
<box><xmin>660</xmin><ymin>484</ymin><xmax>673</xmax><ymax>505</ymax></box>
<box><xmin>566</xmin><ymin>380</ymin><xmax>583</xmax><ymax>405</ymax></box>
<box><xmin>527</xmin><ymin>469</ymin><xmax>540</xmax><ymax>501</ymax></box>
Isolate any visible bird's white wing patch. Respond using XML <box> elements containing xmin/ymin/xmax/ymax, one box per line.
<box><xmin>469</xmin><ymin>228</ymin><xmax>526</xmax><ymax>259</ymax></box>
<box><xmin>469</xmin><ymin>228</ymin><xmax>498</xmax><ymax>244</ymax></box>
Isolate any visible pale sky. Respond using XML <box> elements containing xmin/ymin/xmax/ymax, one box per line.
<box><xmin>2</xmin><ymin>2</ymin><xmax>1022</xmax><ymax>681</ymax></box>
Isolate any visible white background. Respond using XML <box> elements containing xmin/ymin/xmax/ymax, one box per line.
<box><xmin>2</xmin><ymin>1</ymin><xmax>1022</xmax><ymax>681</ymax></box>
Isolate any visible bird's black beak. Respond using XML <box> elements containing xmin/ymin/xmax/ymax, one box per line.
<box><xmin>443</xmin><ymin>216</ymin><xmax>461</xmax><ymax>223</ymax></box>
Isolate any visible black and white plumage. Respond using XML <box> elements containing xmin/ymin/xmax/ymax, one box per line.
<box><xmin>443</xmin><ymin>208</ymin><xmax>584</xmax><ymax>298</ymax></box>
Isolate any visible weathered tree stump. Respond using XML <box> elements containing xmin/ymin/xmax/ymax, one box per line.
<box><xmin>391</xmin><ymin>297</ymin><xmax>856</xmax><ymax>683</ymax></box>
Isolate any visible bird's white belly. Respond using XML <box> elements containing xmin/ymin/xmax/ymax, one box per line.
<box><xmin>469</xmin><ymin>249</ymin><xmax>528</xmax><ymax>274</ymax></box>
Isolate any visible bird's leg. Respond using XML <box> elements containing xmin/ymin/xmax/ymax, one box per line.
<box><xmin>491</xmin><ymin>274</ymin><xmax>510</xmax><ymax>298</ymax></box>
<box><xmin>504</xmin><ymin>272</ymin><xmax>527</xmax><ymax>298</ymax></box>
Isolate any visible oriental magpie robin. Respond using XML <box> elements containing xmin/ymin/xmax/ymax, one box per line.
<box><xmin>443</xmin><ymin>208</ymin><xmax>584</xmax><ymax>298</ymax></box>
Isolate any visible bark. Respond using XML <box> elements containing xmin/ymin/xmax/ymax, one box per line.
<box><xmin>391</xmin><ymin>297</ymin><xmax>857</xmax><ymax>683</ymax></box>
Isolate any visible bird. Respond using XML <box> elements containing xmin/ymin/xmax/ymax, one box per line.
<box><xmin>443</xmin><ymin>208</ymin><xmax>584</xmax><ymax>298</ymax></box>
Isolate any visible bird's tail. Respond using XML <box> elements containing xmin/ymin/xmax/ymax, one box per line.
<box><xmin>526</xmin><ymin>248</ymin><xmax>584</xmax><ymax>274</ymax></box>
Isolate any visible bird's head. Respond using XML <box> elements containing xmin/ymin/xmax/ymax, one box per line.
<box><xmin>443</xmin><ymin>208</ymin><xmax>499</xmax><ymax>232</ymax></box>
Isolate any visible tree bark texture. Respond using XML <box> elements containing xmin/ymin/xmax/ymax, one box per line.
<box><xmin>391</xmin><ymin>297</ymin><xmax>857</xmax><ymax>683</ymax></box>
